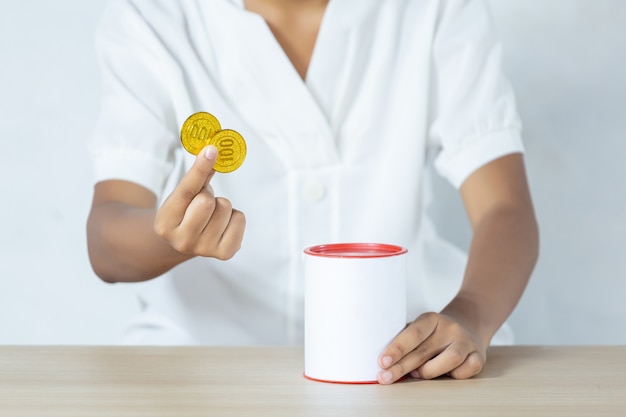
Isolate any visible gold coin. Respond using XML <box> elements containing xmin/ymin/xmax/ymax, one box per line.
<box><xmin>180</xmin><ymin>112</ymin><xmax>222</xmax><ymax>155</ymax></box>
<box><xmin>208</xmin><ymin>129</ymin><xmax>247</xmax><ymax>173</ymax></box>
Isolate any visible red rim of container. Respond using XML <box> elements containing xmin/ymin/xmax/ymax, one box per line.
<box><xmin>303</xmin><ymin>373</ymin><xmax>379</xmax><ymax>384</ymax></box>
<box><xmin>303</xmin><ymin>243</ymin><xmax>407</xmax><ymax>259</ymax></box>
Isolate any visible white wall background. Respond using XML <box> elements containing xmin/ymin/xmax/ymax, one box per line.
<box><xmin>1</xmin><ymin>0</ymin><xmax>624</xmax><ymax>345</ymax></box>
<box><xmin>0</xmin><ymin>0</ymin><xmax>138</xmax><ymax>344</ymax></box>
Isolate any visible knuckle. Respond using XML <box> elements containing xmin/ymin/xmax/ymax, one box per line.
<box><xmin>447</xmin><ymin>347</ymin><xmax>466</xmax><ymax>365</ymax></box>
<box><xmin>215</xmin><ymin>197</ymin><xmax>233</xmax><ymax>212</ymax></box>
<box><xmin>172</xmin><ymin>239</ymin><xmax>195</xmax><ymax>255</ymax></box>
<box><xmin>153</xmin><ymin>219</ymin><xmax>167</xmax><ymax>238</ymax></box>
<box><xmin>419</xmin><ymin>371</ymin><xmax>434</xmax><ymax>380</ymax></box>
<box><xmin>465</xmin><ymin>353</ymin><xmax>484</xmax><ymax>374</ymax></box>
<box><xmin>406</xmin><ymin>323</ymin><xmax>426</xmax><ymax>345</ymax></box>
<box><xmin>417</xmin><ymin>364</ymin><xmax>437</xmax><ymax>380</ymax></box>
<box><xmin>232</xmin><ymin>210</ymin><xmax>246</xmax><ymax>226</ymax></box>
<box><xmin>391</xmin><ymin>362</ymin><xmax>408</xmax><ymax>378</ymax></box>
<box><xmin>449</xmin><ymin>354</ymin><xmax>484</xmax><ymax>380</ymax></box>
<box><xmin>388</xmin><ymin>342</ymin><xmax>408</xmax><ymax>359</ymax></box>
<box><xmin>419</xmin><ymin>312</ymin><xmax>438</xmax><ymax>322</ymax></box>
<box><xmin>195</xmin><ymin>241</ymin><xmax>217</xmax><ymax>258</ymax></box>
<box><xmin>214</xmin><ymin>246</ymin><xmax>235</xmax><ymax>261</ymax></box>
<box><xmin>449</xmin><ymin>368</ymin><xmax>470</xmax><ymax>380</ymax></box>
<box><xmin>217</xmin><ymin>237</ymin><xmax>244</xmax><ymax>260</ymax></box>
<box><xmin>194</xmin><ymin>193</ymin><xmax>217</xmax><ymax>212</ymax></box>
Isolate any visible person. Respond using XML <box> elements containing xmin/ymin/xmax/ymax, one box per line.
<box><xmin>87</xmin><ymin>0</ymin><xmax>539</xmax><ymax>385</ymax></box>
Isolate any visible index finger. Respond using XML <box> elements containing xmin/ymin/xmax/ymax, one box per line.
<box><xmin>378</xmin><ymin>313</ymin><xmax>438</xmax><ymax>369</ymax></box>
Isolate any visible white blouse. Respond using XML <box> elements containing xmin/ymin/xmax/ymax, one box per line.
<box><xmin>91</xmin><ymin>0</ymin><xmax>523</xmax><ymax>345</ymax></box>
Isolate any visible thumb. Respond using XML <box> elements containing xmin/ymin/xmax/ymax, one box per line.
<box><xmin>156</xmin><ymin>146</ymin><xmax>218</xmax><ymax>231</ymax></box>
<box><xmin>201</xmin><ymin>145</ymin><xmax>218</xmax><ymax>188</ymax></box>
<box><xmin>170</xmin><ymin>145</ymin><xmax>218</xmax><ymax>205</ymax></box>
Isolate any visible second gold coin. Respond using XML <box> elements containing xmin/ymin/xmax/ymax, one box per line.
<box><xmin>208</xmin><ymin>129</ymin><xmax>247</xmax><ymax>173</ymax></box>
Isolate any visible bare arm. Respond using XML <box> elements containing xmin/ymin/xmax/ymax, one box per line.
<box><xmin>87</xmin><ymin>180</ymin><xmax>188</xmax><ymax>282</ymax></box>
<box><xmin>444</xmin><ymin>152</ymin><xmax>539</xmax><ymax>347</ymax></box>
<box><xmin>378</xmin><ymin>153</ymin><xmax>539</xmax><ymax>383</ymax></box>
<box><xmin>86</xmin><ymin>146</ymin><xmax>246</xmax><ymax>283</ymax></box>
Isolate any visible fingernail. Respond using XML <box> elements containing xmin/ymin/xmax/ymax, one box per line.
<box><xmin>410</xmin><ymin>370</ymin><xmax>421</xmax><ymax>379</ymax></box>
<box><xmin>382</xmin><ymin>356</ymin><xmax>393</xmax><ymax>368</ymax></box>
<box><xmin>204</xmin><ymin>146</ymin><xmax>218</xmax><ymax>160</ymax></box>
<box><xmin>380</xmin><ymin>371</ymin><xmax>393</xmax><ymax>384</ymax></box>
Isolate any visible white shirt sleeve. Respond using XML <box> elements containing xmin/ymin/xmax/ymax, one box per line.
<box><xmin>429</xmin><ymin>0</ymin><xmax>524</xmax><ymax>189</ymax></box>
<box><xmin>89</xmin><ymin>0</ymin><xmax>182</xmax><ymax>197</ymax></box>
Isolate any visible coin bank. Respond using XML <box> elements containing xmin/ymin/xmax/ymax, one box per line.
<box><xmin>303</xmin><ymin>243</ymin><xmax>407</xmax><ymax>383</ymax></box>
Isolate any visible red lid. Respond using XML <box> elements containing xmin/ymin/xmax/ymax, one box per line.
<box><xmin>303</xmin><ymin>243</ymin><xmax>407</xmax><ymax>259</ymax></box>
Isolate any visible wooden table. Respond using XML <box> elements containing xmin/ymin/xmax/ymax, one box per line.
<box><xmin>0</xmin><ymin>346</ymin><xmax>624</xmax><ymax>416</ymax></box>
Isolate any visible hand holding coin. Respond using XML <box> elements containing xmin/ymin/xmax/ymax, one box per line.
<box><xmin>154</xmin><ymin>145</ymin><xmax>246</xmax><ymax>260</ymax></box>
<box><xmin>180</xmin><ymin>112</ymin><xmax>247</xmax><ymax>173</ymax></box>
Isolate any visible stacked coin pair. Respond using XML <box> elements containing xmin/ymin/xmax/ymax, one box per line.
<box><xmin>180</xmin><ymin>112</ymin><xmax>247</xmax><ymax>173</ymax></box>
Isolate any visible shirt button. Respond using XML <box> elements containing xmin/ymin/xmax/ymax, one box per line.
<box><xmin>303</xmin><ymin>182</ymin><xmax>326</xmax><ymax>202</ymax></box>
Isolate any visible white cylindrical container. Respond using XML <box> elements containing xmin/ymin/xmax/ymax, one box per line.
<box><xmin>303</xmin><ymin>243</ymin><xmax>407</xmax><ymax>383</ymax></box>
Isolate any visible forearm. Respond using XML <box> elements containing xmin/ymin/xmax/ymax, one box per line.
<box><xmin>87</xmin><ymin>202</ymin><xmax>192</xmax><ymax>283</ymax></box>
<box><xmin>442</xmin><ymin>204</ymin><xmax>539</xmax><ymax>347</ymax></box>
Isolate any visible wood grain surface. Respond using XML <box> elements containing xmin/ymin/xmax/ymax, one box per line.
<box><xmin>0</xmin><ymin>346</ymin><xmax>624</xmax><ymax>416</ymax></box>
